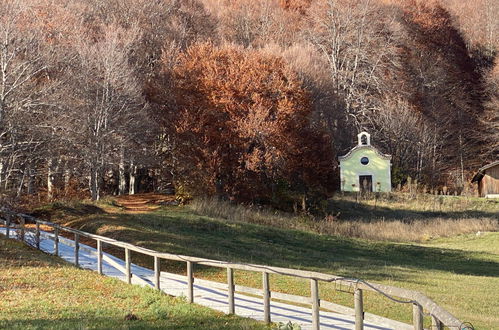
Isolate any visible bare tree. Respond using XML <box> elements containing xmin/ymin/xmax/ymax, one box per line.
<box><xmin>62</xmin><ymin>24</ymin><xmax>149</xmax><ymax>200</ymax></box>
<box><xmin>0</xmin><ymin>0</ymin><xmax>61</xmax><ymax>196</ymax></box>
<box><xmin>443</xmin><ymin>0</ymin><xmax>498</xmax><ymax>60</ymax></box>
<box><xmin>202</xmin><ymin>0</ymin><xmax>295</xmax><ymax>47</ymax></box>
<box><xmin>305</xmin><ymin>0</ymin><xmax>402</xmax><ymax>131</ymax></box>
<box><xmin>371</xmin><ymin>97</ymin><xmax>445</xmax><ymax>186</ymax></box>
<box><xmin>481</xmin><ymin>61</ymin><xmax>499</xmax><ymax>160</ymax></box>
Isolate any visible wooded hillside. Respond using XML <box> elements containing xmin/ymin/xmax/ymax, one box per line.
<box><xmin>0</xmin><ymin>0</ymin><xmax>497</xmax><ymax>206</ymax></box>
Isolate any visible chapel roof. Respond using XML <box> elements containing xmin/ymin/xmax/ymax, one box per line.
<box><xmin>338</xmin><ymin>131</ymin><xmax>391</xmax><ymax>161</ymax></box>
<box><xmin>338</xmin><ymin>145</ymin><xmax>392</xmax><ymax>161</ymax></box>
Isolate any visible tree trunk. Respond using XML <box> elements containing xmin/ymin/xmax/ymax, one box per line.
<box><xmin>119</xmin><ymin>147</ymin><xmax>126</xmax><ymax>195</ymax></box>
<box><xmin>47</xmin><ymin>158</ymin><xmax>55</xmax><ymax>201</ymax></box>
<box><xmin>4</xmin><ymin>158</ymin><xmax>12</xmax><ymax>190</ymax></box>
<box><xmin>129</xmin><ymin>163</ymin><xmax>137</xmax><ymax>195</ymax></box>
<box><xmin>16</xmin><ymin>167</ymin><xmax>26</xmax><ymax>197</ymax></box>
<box><xmin>90</xmin><ymin>165</ymin><xmax>100</xmax><ymax>201</ymax></box>
<box><xmin>458</xmin><ymin>134</ymin><xmax>465</xmax><ymax>188</ymax></box>
<box><xmin>0</xmin><ymin>161</ymin><xmax>3</xmax><ymax>188</ymax></box>
<box><xmin>64</xmin><ymin>164</ymin><xmax>71</xmax><ymax>193</ymax></box>
<box><xmin>27</xmin><ymin>161</ymin><xmax>35</xmax><ymax>194</ymax></box>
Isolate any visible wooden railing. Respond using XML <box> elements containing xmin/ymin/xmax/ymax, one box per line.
<box><xmin>0</xmin><ymin>210</ymin><xmax>465</xmax><ymax>330</ymax></box>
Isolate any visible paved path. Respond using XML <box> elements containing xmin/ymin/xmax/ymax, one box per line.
<box><xmin>0</xmin><ymin>227</ymin><xmax>411</xmax><ymax>330</ymax></box>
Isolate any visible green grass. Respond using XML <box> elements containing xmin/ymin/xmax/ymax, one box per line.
<box><xmin>0</xmin><ymin>236</ymin><xmax>267</xmax><ymax>329</ymax></box>
<box><xmin>32</xmin><ymin>199</ymin><xmax>499</xmax><ymax>329</ymax></box>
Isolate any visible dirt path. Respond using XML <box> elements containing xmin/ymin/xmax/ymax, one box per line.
<box><xmin>113</xmin><ymin>193</ymin><xmax>175</xmax><ymax>213</ymax></box>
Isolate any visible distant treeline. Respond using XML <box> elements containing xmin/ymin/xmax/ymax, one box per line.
<box><xmin>0</xmin><ymin>0</ymin><xmax>497</xmax><ymax>205</ymax></box>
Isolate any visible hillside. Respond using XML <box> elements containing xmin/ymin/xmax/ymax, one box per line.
<box><xmin>1</xmin><ymin>0</ymin><xmax>497</xmax><ymax>205</ymax></box>
<box><xmin>0</xmin><ymin>236</ymin><xmax>266</xmax><ymax>329</ymax></box>
<box><xmin>31</xmin><ymin>197</ymin><xmax>499</xmax><ymax>329</ymax></box>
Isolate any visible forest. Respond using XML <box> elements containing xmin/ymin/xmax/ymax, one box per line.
<box><xmin>0</xmin><ymin>0</ymin><xmax>497</xmax><ymax>207</ymax></box>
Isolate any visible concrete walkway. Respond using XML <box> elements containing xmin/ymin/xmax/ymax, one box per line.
<box><xmin>0</xmin><ymin>227</ymin><xmax>411</xmax><ymax>330</ymax></box>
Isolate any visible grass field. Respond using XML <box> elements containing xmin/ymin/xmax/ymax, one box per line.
<box><xmin>191</xmin><ymin>194</ymin><xmax>499</xmax><ymax>241</ymax></box>
<box><xmin>0</xmin><ymin>235</ymin><xmax>267</xmax><ymax>329</ymax></box>
<box><xmin>28</xmin><ymin>195</ymin><xmax>499</xmax><ymax>329</ymax></box>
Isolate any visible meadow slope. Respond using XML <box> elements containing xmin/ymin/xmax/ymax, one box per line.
<box><xmin>30</xmin><ymin>196</ymin><xmax>499</xmax><ymax>329</ymax></box>
<box><xmin>0</xmin><ymin>236</ymin><xmax>266</xmax><ymax>329</ymax></box>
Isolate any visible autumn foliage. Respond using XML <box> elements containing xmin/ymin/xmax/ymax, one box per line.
<box><xmin>0</xmin><ymin>0</ymin><xmax>497</xmax><ymax>205</ymax></box>
<box><xmin>166</xmin><ymin>43</ymin><xmax>334</xmax><ymax>202</ymax></box>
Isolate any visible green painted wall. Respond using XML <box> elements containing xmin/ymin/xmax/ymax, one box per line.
<box><xmin>339</xmin><ymin>147</ymin><xmax>391</xmax><ymax>192</ymax></box>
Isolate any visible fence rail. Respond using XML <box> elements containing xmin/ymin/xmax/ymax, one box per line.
<box><xmin>0</xmin><ymin>210</ymin><xmax>464</xmax><ymax>330</ymax></box>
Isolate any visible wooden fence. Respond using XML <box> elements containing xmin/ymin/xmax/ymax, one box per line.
<box><xmin>0</xmin><ymin>211</ymin><xmax>465</xmax><ymax>330</ymax></box>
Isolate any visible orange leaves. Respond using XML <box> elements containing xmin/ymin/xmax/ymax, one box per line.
<box><xmin>163</xmin><ymin>42</ymin><xmax>332</xmax><ymax>201</ymax></box>
<box><xmin>279</xmin><ymin>0</ymin><xmax>312</xmax><ymax>14</ymax></box>
<box><xmin>401</xmin><ymin>0</ymin><xmax>453</xmax><ymax>33</ymax></box>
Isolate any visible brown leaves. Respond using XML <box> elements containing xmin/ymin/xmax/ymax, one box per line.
<box><xmin>162</xmin><ymin>42</ymin><xmax>334</xmax><ymax>201</ymax></box>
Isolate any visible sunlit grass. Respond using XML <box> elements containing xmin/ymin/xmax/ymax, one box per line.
<box><xmin>31</xmin><ymin>197</ymin><xmax>499</xmax><ymax>329</ymax></box>
<box><xmin>0</xmin><ymin>236</ymin><xmax>267</xmax><ymax>329</ymax></box>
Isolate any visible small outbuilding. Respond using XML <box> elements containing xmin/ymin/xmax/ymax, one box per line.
<box><xmin>338</xmin><ymin>132</ymin><xmax>391</xmax><ymax>192</ymax></box>
<box><xmin>471</xmin><ymin>160</ymin><xmax>499</xmax><ymax>198</ymax></box>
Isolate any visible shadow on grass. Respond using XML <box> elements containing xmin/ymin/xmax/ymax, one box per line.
<box><xmin>49</xmin><ymin>208</ymin><xmax>499</xmax><ymax>282</ymax></box>
<box><xmin>0</xmin><ymin>236</ymin><xmax>64</xmax><ymax>267</ymax></box>
<box><xmin>0</xmin><ymin>234</ymin><xmax>263</xmax><ymax>330</ymax></box>
<box><xmin>0</xmin><ymin>315</ymin><xmax>255</xmax><ymax>330</ymax></box>
<box><xmin>32</xmin><ymin>202</ymin><xmax>106</xmax><ymax>219</ymax></box>
<box><xmin>329</xmin><ymin>199</ymin><xmax>499</xmax><ymax>222</ymax></box>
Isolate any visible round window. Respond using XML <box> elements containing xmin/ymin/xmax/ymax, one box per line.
<box><xmin>360</xmin><ymin>157</ymin><xmax>369</xmax><ymax>165</ymax></box>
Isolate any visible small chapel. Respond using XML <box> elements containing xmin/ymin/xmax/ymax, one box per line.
<box><xmin>338</xmin><ymin>132</ymin><xmax>392</xmax><ymax>192</ymax></box>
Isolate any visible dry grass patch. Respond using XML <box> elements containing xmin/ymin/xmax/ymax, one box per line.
<box><xmin>190</xmin><ymin>196</ymin><xmax>498</xmax><ymax>242</ymax></box>
<box><xmin>315</xmin><ymin>217</ymin><xmax>498</xmax><ymax>241</ymax></box>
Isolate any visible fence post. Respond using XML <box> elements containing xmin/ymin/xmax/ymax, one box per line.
<box><xmin>74</xmin><ymin>233</ymin><xmax>79</xmax><ymax>266</ymax></box>
<box><xmin>187</xmin><ymin>261</ymin><xmax>194</xmax><ymax>303</ymax></box>
<box><xmin>413</xmin><ymin>303</ymin><xmax>423</xmax><ymax>330</ymax></box>
<box><xmin>227</xmin><ymin>267</ymin><xmax>235</xmax><ymax>314</ymax></box>
<box><xmin>354</xmin><ymin>288</ymin><xmax>364</xmax><ymax>330</ymax></box>
<box><xmin>97</xmin><ymin>240</ymin><xmax>103</xmax><ymax>275</ymax></box>
<box><xmin>19</xmin><ymin>216</ymin><xmax>25</xmax><ymax>242</ymax></box>
<box><xmin>311</xmin><ymin>278</ymin><xmax>320</xmax><ymax>330</ymax></box>
<box><xmin>35</xmin><ymin>222</ymin><xmax>40</xmax><ymax>249</ymax></box>
<box><xmin>54</xmin><ymin>226</ymin><xmax>59</xmax><ymax>256</ymax></box>
<box><xmin>154</xmin><ymin>256</ymin><xmax>160</xmax><ymax>290</ymax></box>
<box><xmin>431</xmin><ymin>315</ymin><xmax>443</xmax><ymax>330</ymax></box>
<box><xmin>263</xmin><ymin>272</ymin><xmax>271</xmax><ymax>324</ymax></box>
<box><xmin>125</xmin><ymin>248</ymin><xmax>131</xmax><ymax>284</ymax></box>
<box><xmin>6</xmin><ymin>214</ymin><xmax>10</xmax><ymax>238</ymax></box>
